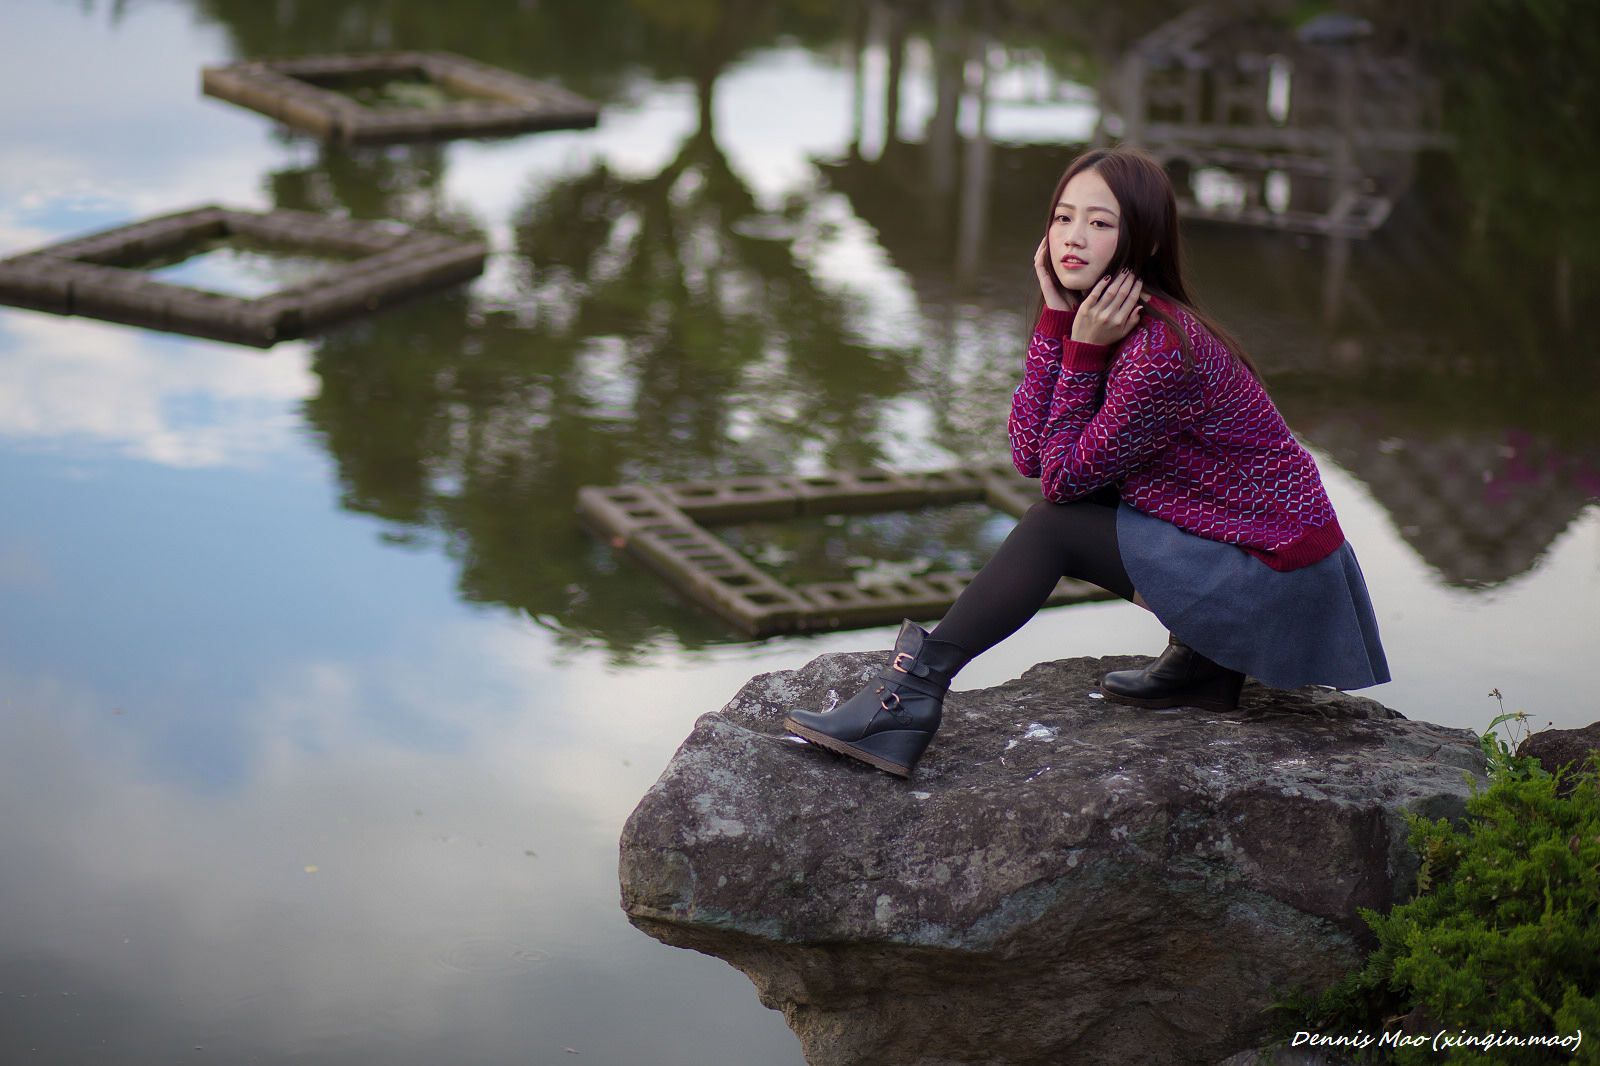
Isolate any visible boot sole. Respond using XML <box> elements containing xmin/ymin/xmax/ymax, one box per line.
<box><xmin>783</xmin><ymin>717</ymin><xmax>918</xmax><ymax>778</ymax></box>
<box><xmin>1099</xmin><ymin>689</ymin><xmax>1239</xmax><ymax>713</ymax></box>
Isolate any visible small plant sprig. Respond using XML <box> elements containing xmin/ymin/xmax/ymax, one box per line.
<box><xmin>1478</xmin><ymin>689</ymin><xmax>1550</xmax><ymax>783</ymax></box>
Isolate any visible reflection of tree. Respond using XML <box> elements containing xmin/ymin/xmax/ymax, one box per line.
<box><xmin>1439</xmin><ymin>0</ymin><xmax>1599</xmax><ymax>338</ymax></box>
<box><xmin>511</xmin><ymin>121</ymin><xmax>909</xmax><ymax>463</ymax></box>
<box><xmin>267</xmin><ymin>139</ymin><xmax>486</xmax><ymax>243</ymax></box>
<box><xmin>192</xmin><ymin>0</ymin><xmax>1599</xmax><ymax>619</ymax></box>
<box><xmin>185</xmin><ymin>0</ymin><xmax>844</xmax><ymax>106</ymax></box>
<box><xmin>297</xmin><ymin>47</ymin><xmax>917</xmax><ymax>656</ymax></box>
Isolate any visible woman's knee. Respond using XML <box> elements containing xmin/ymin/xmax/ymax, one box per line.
<box><xmin>1013</xmin><ymin>498</ymin><xmax>1130</xmax><ymax>596</ymax></box>
<box><xmin>1011</xmin><ymin>499</ymin><xmax>1079</xmax><ymax>547</ymax></box>
<box><xmin>1021</xmin><ymin>499</ymin><xmax>1059</xmax><ymax>526</ymax></box>
<box><xmin>1020</xmin><ymin>498</ymin><xmax>1111</xmax><ymax>536</ymax></box>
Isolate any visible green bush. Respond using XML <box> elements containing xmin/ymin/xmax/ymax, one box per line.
<box><xmin>1277</xmin><ymin>699</ymin><xmax>1600</xmax><ymax>1064</ymax></box>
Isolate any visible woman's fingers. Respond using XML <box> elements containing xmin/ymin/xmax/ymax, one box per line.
<box><xmin>1078</xmin><ymin>274</ymin><xmax>1110</xmax><ymax>312</ymax></box>
<box><xmin>1110</xmin><ymin>275</ymin><xmax>1142</xmax><ymax>319</ymax></box>
<box><xmin>1082</xmin><ymin>272</ymin><xmax>1128</xmax><ymax>315</ymax></box>
<box><xmin>1034</xmin><ymin>241</ymin><xmax>1058</xmax><ymax>288</ymax></box>
<box><xmin>1069</xmin><ymin>271</ymin><xmax>1144</xmax><ymax>345</ymax></box>
<box><xmin>1039</xmin><ymin>261</ymin><xmax>1144</xmax><ymax>328</ymax></box>
<box><xmin>1035</xmin><ymin>237</ymin><xmax>1072</xmax><ymax>310</ymax></box>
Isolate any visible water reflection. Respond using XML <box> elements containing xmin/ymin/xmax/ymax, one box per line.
<box><xmin>1291</xmin><ymin>417</ymin><xmax>1600</xmax><ymax>588</ymax></box>
<box><xmin>0</xmin><ymin>315</ymin><xmax>315</xmax><ymax>467</ymax></box>
<box><xmin>245</xmin><ymin>0</ymin><xmax>1600</xmax><ymax>653</ymax></box>
<box><xmin>0</xmin><ymin>617</ymin><xmax>803</xmax><ymax>1064</ymax></box>
<box><xmin>1112</xmin><ymin>8</ymin><xmax>1448</xmax><ymax>234</ymax></box>
<box><xmin>6</xmin><ymin>2</ymin><xmax>1590</xmax><ymax>631</ymax></box>
<box><xmin>288</xmin><ymin>27</ymin><xmax>962</xmax><ymax>653</ymax></box>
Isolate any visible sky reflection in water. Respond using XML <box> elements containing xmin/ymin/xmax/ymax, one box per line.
<box><xmin>1</xmin><ymin>1</ymin><xmax>1597</xmax><ymax>1063</ymax></box>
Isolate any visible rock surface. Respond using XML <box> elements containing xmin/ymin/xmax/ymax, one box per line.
<box><xmin>620</xmin><ymin>652</ymin><xmax>1486</xmax><ymax>1066</ymax></box>
<box><xmin>1518</xmin><ymin>720</ymin><xmax>1600</xmax><ymax>779</ymax></box>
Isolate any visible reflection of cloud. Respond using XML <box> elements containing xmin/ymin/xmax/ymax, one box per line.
<box><xmin>0</xmin><ymin>314</ymin><xmax>315</xmax><ymax>467</ymax></box>
<box><xmin>0</xmin><ymin>537</ymin><xmax>54</xmax><ymax>593</ymax></box>
<box><xmin>721</xmin><ymin>46</ymin><xmax>858</xmax><ymax>203</ymax></box>
<box><xmin>800</xmin><ymin>192</ymin><xmax>923</xmax><ymax>349</ymax></box>
<box><xmin>0</xmin><ymin>0</ymin><xmax>327</xmax><ymax>474</ymax></box>
<box><xmin>0</xmin><ymin>611</ymin><xmax>802</xmax><ymax>1059</ymax></box>
<box><xmin>0</xmin><ymin>2</ymin><xmax>224</xmax><ymax>137</ymax></box>
<box><xmin>0</xmin><ymin>2</ymin><xmax>284</xmax><ymax>261</ymax></box>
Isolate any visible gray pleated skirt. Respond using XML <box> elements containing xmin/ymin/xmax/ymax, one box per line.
<box><xmin>1116</xmin><ymin>504</ymin><xmax>1390</xmax><ymax>690</ymax></box>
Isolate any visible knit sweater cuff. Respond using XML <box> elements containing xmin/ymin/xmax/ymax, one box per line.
<box><xmin>1246</xmin><ymin>518</ymin><xmax>1347</xmax><ymax>572</ymax></box>
<box><xmin>1060</xmin><ymin>340</ymin><xmax>1112</xmax><ymax>373</ymax></box>
<box><xmin>1035</xmin><ymin>307</ymin><xmax>1075</xmax><ymax>340</ymax></box>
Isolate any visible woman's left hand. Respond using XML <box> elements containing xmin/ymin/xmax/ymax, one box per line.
<box><xmin>1070</xmin><ymin>270</ymin><xmax>1144</xmax><ymax>346</ymax></box>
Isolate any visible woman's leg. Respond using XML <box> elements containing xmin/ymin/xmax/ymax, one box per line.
<box><xmin>931</xmin><ymin>498</ymin><xmax>1133</xmax><ymax>659</ymax></box>
<box><xmin>783</xmin><ymin>498</ymin><xmax>1131</xmax><ymax>777</ymax></box>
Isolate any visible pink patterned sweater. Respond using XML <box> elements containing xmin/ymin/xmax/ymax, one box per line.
<box><xmin>1010</xmin><ymin>302</ymin><xmax>1344</xmax><ymax>572</ymax></box>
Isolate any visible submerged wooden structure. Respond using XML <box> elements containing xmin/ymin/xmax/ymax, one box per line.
<box><xmin>578</xmin><ymin>466</ymin><xmax>1115</xmax><ymax>637</ymax></box>
<box><xmin>202</xmin><ymin>52</ymin><xmax>599</xmax><ymax>143</ymax></box>
<box><xmin>0</xmin><ymin>205</ymin><xmax>485</xmax><ymax>347</ymax></box>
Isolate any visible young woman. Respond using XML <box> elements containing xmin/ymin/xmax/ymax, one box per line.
<box><xmin>784</xmin><ymin>145</ymin><xmax>1389</xmax><ymax>778</ymax></box>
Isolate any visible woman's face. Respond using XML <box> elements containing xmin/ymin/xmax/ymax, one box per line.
<box><xmin>1047</xmin><ymin>168</ymin><xmax>1122</xmax><ymax>293</ymax></box>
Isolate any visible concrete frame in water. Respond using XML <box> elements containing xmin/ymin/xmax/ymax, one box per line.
<box><xmin>0</xmin><ymin>205</ymin><xmax>487</xmax><ymax>347</ymax></box>
<box><xmin>578</xmin><ymin>466</ymin><xmax>1117</xmax><ymax>637</ymax></box>
<box><xmin>201</xmin><ymin>52</ymin><xmax>599</xmax><ymax>143</ymax></box>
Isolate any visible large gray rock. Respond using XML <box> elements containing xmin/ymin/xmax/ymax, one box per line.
<box><xmin>619</xmin><ymin>652</ymin><xmax>1486</xmax><ymax>1066</ymax></box>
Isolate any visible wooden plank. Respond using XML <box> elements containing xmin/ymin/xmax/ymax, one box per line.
<box><xmin>623</xmin><ymin>520</ymin><xmax>809</xmax><ymax>636</ymax></box>
<box><xmin>575</xmin><ymin>485</ymin><xmax>685</xmax><ymax>543</ymax></box>
<box><xmin>657</xmin><ymin>477</ymin><xmax>801</xmax><ymax>523</ymax></box>
<box><xmin>0</xmin><ymin>255</ymin><xmax>75</xmax><ymax>314</ymax></box>
<box><xmin>981</xmin><ymin>465</ymin><xmax>1044</xmax><ymax>518</ymax></box>
<box><xmin>794</xmin><ymin>574</ymin><xmax>1114</xmax><ymax>632</ymax></box>
<box><xmin>793</xmin><ymin>469</ymin><xmax>931</xmax><ymax>514</ymax></box>
<box><xmin>201</xmin><ymin>51</ymin><xmax>599</xmax><ymax>144</ymax></box>
<box><xmin>0</xmin><ymin>206</ymin><xmax>485</xmax><ymax>346</ymax></box>
<box><xmin>575</xmin><ymin>466</ymin><xmax>1118</xmax><ymax>637</ymax></box>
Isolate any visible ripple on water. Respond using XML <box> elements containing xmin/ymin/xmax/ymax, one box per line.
<box><xmin>432</xmin><ymin>937</ymin><xmax>551</xmax><ymax>978</ymax></box>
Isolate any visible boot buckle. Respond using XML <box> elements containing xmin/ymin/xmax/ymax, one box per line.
<box><xmin>879</xmin><ymin>690</ymin><xmax>903</xmax><ymax>713</ymax></box>
<box><xmin>891</xmin><ymin>652</ymin><xmax>915</xmax><ymax>674</ymax></box>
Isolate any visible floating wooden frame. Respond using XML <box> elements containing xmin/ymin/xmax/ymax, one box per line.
<box><xmin>0</xmin><ymin>205</ymin><xmax>486</xmax><ymax>347</ymax></box>
<box><xmin>577</xmin><ymin>466</ymin><xmax>1117</xmax><ymax>637</ymax></box>
<box><xmin>201</xmin><ymin>52</ymin><xmax>600</xmax><ymax>143</ymax></box>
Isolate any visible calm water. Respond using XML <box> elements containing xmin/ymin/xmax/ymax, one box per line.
<box><xmin>2</xmin><ymin>1</ymin><xmax>1597</xmax><ymax>1063</ymax></box>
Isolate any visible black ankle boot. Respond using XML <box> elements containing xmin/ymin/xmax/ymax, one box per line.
<box><xmin>1100</xmin><ymin>634</ymin><xmax>1245</xmax><ymax>712</ymax></box>
<box><xmin>784</xmin><ymin>620</ymin><xmax>967</xmax><ymax>778</ymax></box>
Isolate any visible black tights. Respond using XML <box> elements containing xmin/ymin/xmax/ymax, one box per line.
<box><xmin>929</xmin><ymin>497</ymin><xmax>1134</xmax><ymax>667</ymax></box>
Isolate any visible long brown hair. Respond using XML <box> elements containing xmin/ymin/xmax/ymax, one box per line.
<box><xmin>1036</xmin><ymin>145</ymin><xmax>1260</xmax><ymax>380</ymax></box>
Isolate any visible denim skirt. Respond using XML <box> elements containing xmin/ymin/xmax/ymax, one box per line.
<box><xmin>1116</xmin><ymin>504</ymin><xmax>1391</xmax><ymax>691</ymax></box>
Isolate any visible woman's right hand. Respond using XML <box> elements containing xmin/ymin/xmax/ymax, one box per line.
<box><xmin>1033</xmin><ymin>237</ymin><xmax>1074</xmax><ymax>312</ymax></box>
<box><xmin>1070</xmin><ymin>270</ymin><xmax>1144</xmax><ymax>346</ymax></box>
